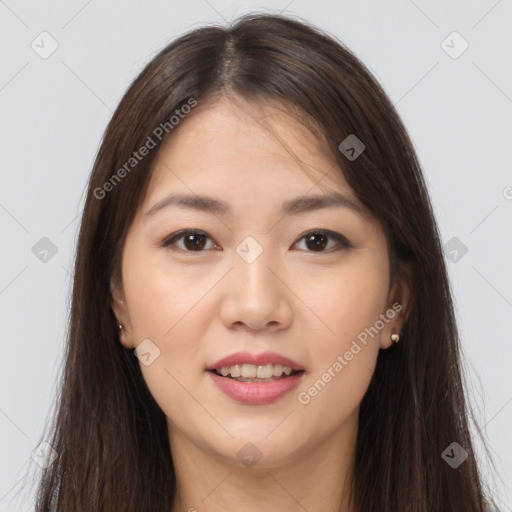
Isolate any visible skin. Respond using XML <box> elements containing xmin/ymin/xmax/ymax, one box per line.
<box><xmin>111</xmin><ymin>94</ymin><xmax>410</xmax><ymax>512</ymax></box>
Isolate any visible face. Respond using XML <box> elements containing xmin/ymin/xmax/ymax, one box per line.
<box><xmin>111</xmin><ymin>95</ymin><xmax>409</xmax><ymax>469</ymax></box>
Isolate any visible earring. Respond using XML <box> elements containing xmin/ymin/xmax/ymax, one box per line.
<box><xmin>118</xmin><ymin>324</ymin><xmax>123</xmax><ymax>331</ymax></box>
<box><xmin>391</xmin><ymin>333</ymin><xmax>400</xmax><ymax>343</ymax></box>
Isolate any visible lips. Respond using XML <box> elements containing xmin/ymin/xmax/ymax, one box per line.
<box><xmin>206</xmin><ymin>351</ymin><xmax>305</xmax><ymax>371</ymax></box>
<box><xmin>206</xmin><ymin>351</ymin><xmax>306</xmax><ymax>405</ymax></box>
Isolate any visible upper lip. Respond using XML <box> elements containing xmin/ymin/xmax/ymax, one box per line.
<box><xmin>206</xmin><ymin>351</ymin><xmax>305</xmax><ymax>371</ymax></box>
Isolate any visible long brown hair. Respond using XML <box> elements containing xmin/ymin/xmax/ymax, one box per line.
<box><xmin>31</xmin><ymin>12</ymin><xmax>498</xmax><ymax>511</ymax></box>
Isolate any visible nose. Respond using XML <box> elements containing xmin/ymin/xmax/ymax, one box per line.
<box><xmin>219</xmin><ymin>246</ymin><xmax>293</xmax><ymax>333</ymax></box>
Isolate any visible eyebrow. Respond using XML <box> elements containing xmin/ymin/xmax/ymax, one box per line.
<box><xmin>144</xmin><ymin>192</ymin><xmax>365</xmax><ymax>217</ymax></box>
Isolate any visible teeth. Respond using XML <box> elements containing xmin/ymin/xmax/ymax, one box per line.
<box><xmin>216</xmin><ymin>363</ymin><xmax>297</xmax><ymax>379</ymax></box>
<box><xmin>241</xmin><ymin>364</ymin><xmax>257</xmax><ymax>378</ymax></box>
<box><xmin>257</xmin><ymin>364</ymin><xmax>273</xmax><ymax>378</ymax></box>
<box><xmin>273</xmin><ymin>364</ymin><xmax>283</xmax><ymax>376</ymax></box>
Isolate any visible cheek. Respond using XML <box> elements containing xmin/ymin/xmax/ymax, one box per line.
<box><xmin>296</xmin><ymin>256</ymin><xmax>389</xmax><ymax>350</ymax></box>
<box><xmin>122</xmin><ymin>245</ymin><xmax>209</xmax><ymax>341</ymax></box>
<box><xmin>121</xmin><ymin>243</ymin><xmax>214</xmax><ymax>386</ymax></box>
<box><xmin>294</xmin><ymin>261</ymin><xmax>386</xmax><ymax>416</ymax></box>
<box><xmin>122</xmin><ymin>263</ymin><xmax>208</xmax><ymax>430</ymax></box>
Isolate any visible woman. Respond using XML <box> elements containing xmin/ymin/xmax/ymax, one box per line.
<box><xmin>34</xmin><ymin>12</ymin><xmax>498</xmax><ymax>512</ymax></box>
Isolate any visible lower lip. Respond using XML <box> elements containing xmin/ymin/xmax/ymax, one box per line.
<box><xmin>207</xmin><ymin>370</ymin><xmax>305</xmax><ymax>405</ymax></box>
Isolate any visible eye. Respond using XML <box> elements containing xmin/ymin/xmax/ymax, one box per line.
<box><xmin>161</xmin><ymin>229</ymin><xmax>351</xmax><ymax>253</ymax></box>
<box><xmin>161</xmin><ymin>229</ymin><xmax>218</xmax><ymax>252</ymax></box>
<box><xmin>294</xmin><ymin>230</ymin><xmax>351</xmax><ymax>253</ymax></box>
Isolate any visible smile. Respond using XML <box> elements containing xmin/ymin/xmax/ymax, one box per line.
<box><xmin>206</xmin><ymin>351</ymin><xmax>306</xmax><ymax>404</ymax></box>
<box><xmin>213</xmin><ymin>363</ymin><xmax>299</xmax><ymax>381</ymax></box>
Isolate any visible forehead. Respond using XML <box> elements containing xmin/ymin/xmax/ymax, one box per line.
<box><xmin>143</xmin><ymin>95</ymin><xmax>360</xmax><ymax>214</ymax></box>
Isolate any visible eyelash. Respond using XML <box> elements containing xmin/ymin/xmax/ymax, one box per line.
<box><xmin>161</xmin><ymin>229</ymin><xmax>351</xmax><ymax>254</ymax></box>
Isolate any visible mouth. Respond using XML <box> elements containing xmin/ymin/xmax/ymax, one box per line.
<box><xmin>206</xmin><ymin>351</ymin><xmax>306</xmax><ymax>404</ymax></box>
<box><xmin>206</xmin><ymin>352</ymin><xmax>306</xmax><ymax>405</ymax></box>
<box><xmin>208</xmin><ymin>363</ymin><xmax>304</xmax><ymax>383</ymax></box>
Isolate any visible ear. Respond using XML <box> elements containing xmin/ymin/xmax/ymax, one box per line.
<box><xmin>380</xmin><ymin>262</ymin><xmax>413</xmax><ymax>350</ymax></box>
<box><xmin>110</xmin><ymin>279</ymin><xmax>135</xmax><ymax>349</ymax></box>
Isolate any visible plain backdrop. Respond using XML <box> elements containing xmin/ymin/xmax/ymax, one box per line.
<box><xmin>1</xmin><ymin>1</ymin><xmax>511</xmax><ymax>510</ymax></box>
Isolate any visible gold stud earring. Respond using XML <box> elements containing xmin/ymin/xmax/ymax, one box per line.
<box><xmin>391</xmin><ymin>333</ymin><xmax>400</xmax><ymax>343</ymax></box>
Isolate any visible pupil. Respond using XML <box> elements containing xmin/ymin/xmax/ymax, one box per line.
<box><xmin>184</xmin><ymin>233</ymin><xmax>206</xmax><ymax>251</ymax></box>
<box><xmin>307</xmin><ymin>233</ymin><xmax>327</xmax><ymax>251</ymax></box>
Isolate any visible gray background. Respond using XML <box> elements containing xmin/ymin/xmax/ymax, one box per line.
<box><xmin>1</xmin><ymin>0</ymin><xmax>511</xmax><ymax>510</ymax></box>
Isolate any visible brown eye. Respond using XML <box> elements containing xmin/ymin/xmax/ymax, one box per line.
<box><xmin>182</xmin><ymin>233</ymin><xmax>208</xmax><ymax>251</ymax></box>
<box><xmin>162</xmin><ymin>230</ymin><xmax>216</xmax><ymax>252</ymax></box>
<box><xmin>305</xmin><ymin>233</ymin><xmax>328</xmax><ymax>251</ymax></box>
<box><xmin>295</xmin><ymin>230</ymin><xmax>351</xmax><ymax>253</ymax></box>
